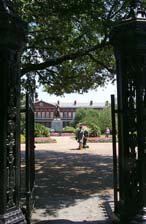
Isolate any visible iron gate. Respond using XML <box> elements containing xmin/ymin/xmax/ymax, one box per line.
<box><xmin>111</xmin><ymin>95</ymin><xmax>119</xmax><ymax>215</ymax></box>
<box><xmin>20</xmin><ymin>80</ymin><xmax>35</xmax><ymax>224</ymax></box>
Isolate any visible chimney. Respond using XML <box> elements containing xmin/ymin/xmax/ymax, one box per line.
<box><xmin>90</xmin><ymin>100</ymin><xmax>93</xmax><ymax>105</ymax></box>
<box><xmin>74</xmin><ymin>100</ymin><xmax>77</xmax><ymax>105</ymax></box>
<box><xmin>57</xmin><ymin>100</ymin><xmax>60</xmax><ymax>105</ymax></box>
<box><xmin>35</xmin><ymin>92</ymin><xmax>38</xmax><ymax>102</ymax></box>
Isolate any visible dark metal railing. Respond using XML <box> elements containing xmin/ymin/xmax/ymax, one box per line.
<box><xmin>25</xmin><ymin>91</ymin><xmax>35</xmax><ymax>223</ymax></box>
<box><xmin>20</xmin><ymin>88</ymin><xmax>35</xmax><ymax>224</ymax></box>
<box><xmin>111</xmin><ymin>94</ymin><xmax>118</xmax><ymax>213</ymax></box>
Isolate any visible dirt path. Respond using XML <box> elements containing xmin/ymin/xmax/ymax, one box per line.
<box><xmin>23</xmin><ymin>137</ymin><xmax>114</xmax><ymax>223</ymax></box>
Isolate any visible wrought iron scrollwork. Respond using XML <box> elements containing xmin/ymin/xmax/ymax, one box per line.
<box><xmin>6</xmin><ymin>52</ymin><xmax>18</xmax><ymax>210</ymax></box>
<box><xmin>122</xmin><ymin>55</ymin><xmax>146</xmax><ymax>214</ymax></box>
<box><xmin>125</xmin><ymin>0</ymin><xmax>146</xmax><ymax>20</ymax></box>
<box><xmin>125</xmin><ymin>57</ymin><xmax>138</xmax><ymax>205</ymax></box>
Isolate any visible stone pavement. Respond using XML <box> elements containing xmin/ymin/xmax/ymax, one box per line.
<box><xmin>21</xmin><ymin>136</ymin><xmax>114</xmax><ymax>224</ymax></box>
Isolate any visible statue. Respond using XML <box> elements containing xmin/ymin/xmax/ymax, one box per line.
<box><xmin>52</xmin><ymin>103</ymin><xmax>63</xmax><ymax>130</ymax></box>
<box><xmin>54</xmin><ymin>104</ymin><xmax>60</xmax><ymax>119</ymax></box>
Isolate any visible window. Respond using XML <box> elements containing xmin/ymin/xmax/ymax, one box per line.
<box><xmin>46</xmin><ymin>112</ymin><xmax>49</xmax><ymax>118</ymax></box>
<box><xmin>42</xmin><ymin>112</ymin><xmax>46</xmax><ymax>118</ymax></box>
<box><xmin>50</xmin><ymin>112</ymin><xmax>54</xmax><ymax>118</ymax></box>
<box><xmin>68</xmin><ymin>112</ymin><xmax>72</xmax><ymax>118</ymax></box>
<box><xmin>60</xmin><ymin>112</ymin><xmax>63</xmax><ymax>118</ymax></box>
<box><xmin>37</xmin><ymin>112</ymin><xmax>42</xmax><ymax>118</ymax></box>
<box><xmin>73</xmin><ymin>112</ymin><xmax>76</xmax><ymax>118</ymax></box>
<box><xmin>63</xmin><ymin>112</ymin><xmax>67</xmax><ymax>118</ymax></box>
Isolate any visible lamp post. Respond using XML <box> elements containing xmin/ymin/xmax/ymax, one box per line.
<box><xmin>111</xmin><ymin>0</ymin><xmax>146</xmax><ymax>223</ymax></box>
<box><xmin>0</xmin><ymin>1</ymin><xmax>27</xmax><ymax>223</ymax></box>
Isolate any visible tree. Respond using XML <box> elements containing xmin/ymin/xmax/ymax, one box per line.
<box><xmin>71</xmin><ymin>108</ymin><xmax>100</xmax><ymax>127</ymax></box>
<box><xmin>71</xmin><ymin>108</ymin><xmax>87</xmax><ymax>127</ymax></box>
<box><xmin>72</xmin><ymin>106</ymin><xmax>112</xmax><ymax>135</ymax></box>
<box><xmin>72</xmin><ymin>108</ymin><xmax>101</xmax><ymax>136</ymax></box>
<box><xmin>98</xmin><ymin>105</ymin><xmax>112</xmax><ymax>133</ymax></box>
<box><xmin>82</xmin><ymin>109</ymin><xmax>100</xmax><ymax>127</ymax></box>
<box><xmin>12</xmin><ymin>0</ymin><xmax>132</xmax><ymax>95</ymax></box>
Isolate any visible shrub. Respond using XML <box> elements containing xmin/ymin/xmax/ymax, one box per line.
<box><xmin>35</xmin><ymin>123</ymin><xmax>50</xmax><ymax>137</ymax></box>
<box><xmin>88</xmin><ymin>124</ymin><xmax>101</xmax><ymax>137</ymax></box>
<box><xmin>62</xmin><ymin>126</ymin><xmax>75</xmax><ymax>133</ymax></box>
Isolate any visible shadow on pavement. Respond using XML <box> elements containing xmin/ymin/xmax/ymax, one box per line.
<box><xmin>31</xmin><ymin>149</ymin><xmax>113</xmax><ymax>219</ymax></box>
<box><xmin>34</xmin><ymin>219</ymin><xmax>108</xmax><ymax>223</ymax></box>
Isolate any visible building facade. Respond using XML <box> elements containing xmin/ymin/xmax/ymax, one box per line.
<box><xmin>34</xmin><ymin>100</ymin><xmax>105</xmax><ymax>128</ymax></box>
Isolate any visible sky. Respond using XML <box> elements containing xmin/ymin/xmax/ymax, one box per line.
<box><xmin>37</xmin><ymin>82</ymin><xmax>117</xmax><ymax>104</ymax></box>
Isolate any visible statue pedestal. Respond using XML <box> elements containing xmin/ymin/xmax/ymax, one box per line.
<box><xmin>51</xmin><ymin>119</ymin><xmax>63</xmax><ymax>131</ymax></box>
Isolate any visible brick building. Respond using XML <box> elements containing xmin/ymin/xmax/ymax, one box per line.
<box><xmin>34</xmin><ymin>100</ymin><xmax>105</xmax><ymax>128</ymax></box>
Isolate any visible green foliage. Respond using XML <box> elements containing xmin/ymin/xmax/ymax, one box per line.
<box><xmin>35</xmin><ymin>123</ymin><xmax>50</xmax><ymax>137</ymax></box>
<box><xmin>71</xmin><ymin>106</ymin><xmax>112</xmax><ymax>136</ymax></box>
<box><xmin>88</xmin><ymin>124</ymin><xmax>101</xmax><ymax>137</ymax></box>
<box><xmin>72</xmin><ymin>108</ymin><xmax>100</xmax><ymax>127</ymax></box>
<box><xmin>20</xmin><ymin>134</ymin><xmax>25</xmax><ymax>143</ymax></box>
<box><xmin>62</xmin><ymin>126</ymin><xmax>75</xmax><ymax>133</ymax></box>
<box><xmin>20</xmin><ymin>93</ymin><xmax>26</xmax><ymax>135</ymax></box>
<box><xmin>82</xmin><ymin>109</ymin><xmax>100</xmax><ymax>126</ymax></box>
<box><xmin>71</xmin><ymin>108</ymin><xmax>88</xmax><ymax>127</ymax></box>
<box><xmin>12</xmin><ymin>0</ymin><xmax>131</xmax><ymax>95</ymax></box>
<box><xmin>98</xmin><ymin>105</ymin><xmax>112</xmax><ymax>133</ymax></box>
<box><xmin>20</xmin><ymin>112</ymin><xmax>25</xmax><ymax>135</ymax></box>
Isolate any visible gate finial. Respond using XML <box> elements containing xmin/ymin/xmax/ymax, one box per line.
<box><xmin>127</xmin><ymin>0</ymin><xmax>146</xmax><ymax>19</ymax></box>
<box><xmin>0</xmin><ymin>0</ymin><xmax>7</xmax><ymax>11</ymax></box>
<box><xmin>0</xmin><ymin>0</ymin><xmax>14</xmax><ymax>14</ymax></box>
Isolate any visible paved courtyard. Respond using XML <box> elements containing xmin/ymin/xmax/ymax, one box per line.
<box><xmin>22</xmin><ymin>136</ymin><xmax>114</xmax><ymax>224</ymax></box>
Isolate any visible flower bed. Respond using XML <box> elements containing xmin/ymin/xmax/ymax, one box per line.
<box><xmin>35</xmin><ymin>137</ymin><xmax>57</xmax><ymax>143</ymax></box>
<box><xmin>87</xmin><ymin>137</ymin><xmax>112</xmax><ymax>143</ymax></box>
<box><xmin>50</xmin><ymin>132</ymin><xmax>75</xmax><ymax>137</ymax></box>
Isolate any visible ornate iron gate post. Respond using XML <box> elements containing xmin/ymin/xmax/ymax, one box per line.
<box><xmin>25</xmin><ymin>77</ymin><xmax>35</xmax><ymax>223</ymax></box>
<box><xmin>0</xmin><ymin>1</ymin><xmax>27</xmax><ymax>223</ymax></box>
<box><xmin>111</xmin><ymin>95</ymin><xmax>118</xmax><ymax>214</ymax></box>
<box><xmin>111</xmin><ymin>0</ymin><xmax>146</xmax><ymax>223</ymax></box>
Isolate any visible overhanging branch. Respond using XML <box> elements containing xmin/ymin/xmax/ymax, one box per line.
<box><xmin>21</xmin><ymin>40</ymin><xmax>110</xmax><ymax>76</ymax></box>
<box><xmin>88</xmin><ymin>53</ymin><xmax>115</xmax><ymax>74</ymax></box>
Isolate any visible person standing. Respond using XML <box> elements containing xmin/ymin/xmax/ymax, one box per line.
<box><xmin>105</xmin><ymin>127</ymin><xmax>110</xmax><ymax>138</ymax></box>
<box><xmin>76</xmin><ymin>125</ymin><xmax>84</xmax><ymax>150</ymax></box>
<box><xmin>83</xmin><ymin>129</ymin><xmax>89</xmax><ymax>148</ymax></box>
